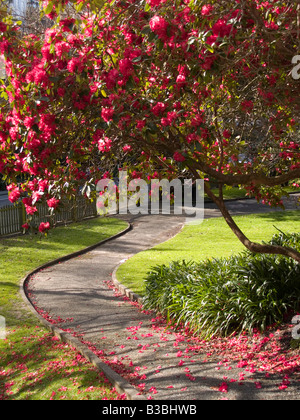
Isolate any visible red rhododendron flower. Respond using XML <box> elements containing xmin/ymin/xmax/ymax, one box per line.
<box><xmin>241</xmin><ymin>100</ymin><xmax>254</xmax><ymax>112</ymax></box>
<box><xmin>218</xmin><ymin>382</ymin><xmax>228</xmax><ymax>393</ymax></box>
<box><xmin>212</xmin><ymin>19</ymin><xmax>233</xmax><ymax>38</ymax></box>
<box><xmin>201</xmin><ymin>4</ymin><xmax>214</xmax><ymax>16</ymax></box>
<box><xmin>38</xmin><ymin>180</ymin><xmax>48</xmax><ymax>192</ymax></box>
<box><xmin>151</xmin><ymin>102</ymin><xmax>166</xmax><ymax>116</ymax></box>
<box><xmin>147</xmin><ymin>0</ymin><xmax>165</xmax><ymax>6</ymax></box>
<box><xmin>47</xmin><ymin>198</ymin><xmax>60</xmax><ymax>209</ymax></box>
<box><xmin>173</xmin><ymin>152</ymin><xmax>185</xmax><ymax>162</ymax></box>
<box><xmin>101</xmin><ymin>107</ymin><xmax>114</xmax><ymax>122</ymax></box>
<box><xmin>223</xmin><ymin>130</ymin><xmax>231</xmax><ymax>139</ymax></box>
<box><xmin>8</xmin><ymin>187</ymin><xmax>21</xmax><ymax>203</ymax></box>
<box><xmin>149</xmin><ymin>15</ymin><xmax>168</xmax><ymax>40</ymax></box>
<box><xmin>123</xmin><ymin>145</ymin><xmax>132</xmax><ymax>152</ymax></box>
<box><xmin>105</xmin><ymin>69</ymin><xmax>119</xmax><ymax>90</ymax></box>
<box><xmin>25</xmin><ymin>205</ymin><xmax>38</xmax><ymax>215</ymax></box>
<box><xmin>67</xmin><ymin>57</ymin><xmax>84</xmax><ymax>73</ymax></box>
<box><xmin>22</xmin><ymin>197</ymin><xmax>33</xmax><ymax>206</ymax></box>
<box><xmin>119</xmin><ymin>58</ymin><xmax>133</xmax><ymax>77</ymax></box>
<box><xmin>137</xmin><ymin>120</ymin><xmax>146</xmax><ymax>130</ymax></box>
<box><xmin>98</xmin><ymin>137</ymin><xmax>112</xmax><ymax>152</ymax></box>
<box><xmin>39</xmin><ymin>222</ymin><xmax>50</xmax><ymax>233</ymax></box>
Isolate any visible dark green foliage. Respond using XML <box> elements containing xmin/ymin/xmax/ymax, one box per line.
<box><xmin>143</xmin><ymin>232</ymin><xmax>300</xmax><ymax>338</ymax></box>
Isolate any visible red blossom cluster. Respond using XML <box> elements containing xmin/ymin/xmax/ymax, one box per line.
<box><xmin>0</xmin><ymin>0</ymin><xmax>298</xmax><ymax>236</ymax></box>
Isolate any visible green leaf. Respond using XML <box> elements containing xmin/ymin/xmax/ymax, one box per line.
<box><xmin>76</xmin><ymin>2</ymin><xmax>85</xmax><ymax>12</ymax></box>
<box><xmin>101</xmin><ymin>89</ymin><xmax>107</xmax><ymax>98</ymax></box>
<box><xmin>44</xmin><ymin>1</ymin><xmax>54</xmax><ymax>15</ymax></box>
<box><xmin>205</xmin><ymin>43</ymin><xmax>214</xmax><ymax>54</ymax></box>
<box><xmin>1</xmin><ymin>91</ymin><xmax>8</xmax><ymax>101</ymax></box>
<box><xmin>141</xmin><ymin>25</ymin><xmax>151</xmax><ymax>35</ymax></box>
<box><xmin>132</xmin><ymin>55</ymin><xmax>142</xmax><ymax>63</ymax></box>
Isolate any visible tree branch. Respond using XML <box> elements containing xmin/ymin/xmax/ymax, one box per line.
<box><xmin>203</xmin><ymin>181</ymin><xmax>300</xmax><ymax>264</ymax></box>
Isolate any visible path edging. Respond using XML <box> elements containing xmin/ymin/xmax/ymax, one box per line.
<box><xmin>20</xmin><ymin>220</ymin><xmax>146</xmax><ymax>400</ymax></box>
<box><xmin>111</xmin><ymin>220</ymin><xmax>186</xmax><ymax>305</ymax></box>
<box><xmin>112</xmin><ymin>263</ymin><xmax>144</xmax><ymax>305</ymax></box>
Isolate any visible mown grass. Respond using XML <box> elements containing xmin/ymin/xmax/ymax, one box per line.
<box><xmin>116</xmin><ymin>211</ymin><xmax>300</xmax><ymax>297</ymax></box>
<box><xmin>0</xmin><ymin>217</ymin><xmax>128</xmax><ymax>400</ymax></box>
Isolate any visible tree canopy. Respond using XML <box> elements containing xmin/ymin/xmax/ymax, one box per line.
<box><xmin>0</xmin><ymin>0</ymin><xmax>299</xmax><ymax>259</ymax></box>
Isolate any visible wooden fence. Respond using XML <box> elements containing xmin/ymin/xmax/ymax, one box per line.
<box><xmin>0</xmin><ymin>197</ymin><xmax>97</xmax><ymax>236</ymax></box>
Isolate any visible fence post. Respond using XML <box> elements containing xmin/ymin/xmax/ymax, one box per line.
<box><xmin>72</xmin><ymin>198</ymin><xmax>78</xmax><ymax>223</ymax></box>
<box><xmin>0</xmin><ymin>196</ymin><xmax>98</xmax><ymax>237</ymax></box>
<box><xmin>18</xmin><ymin>203</ymin><xmax>26</xmax><ymax>230</ymax></box>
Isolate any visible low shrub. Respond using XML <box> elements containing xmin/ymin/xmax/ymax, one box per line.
<box><xmin>143</xmin><ymin>232</ymin><xmax>300</xmax><ymax>338</ymax></box>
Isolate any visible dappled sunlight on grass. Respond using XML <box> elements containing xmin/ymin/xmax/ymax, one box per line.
<box><xmin>0</xmin><ymin>217</ymin><xmax>128</xmax><ymax>400</ymax></box>
<box><xmin>0</xmin><ymin>217</ymin><xmax>128</xmax><ymax>326</ymax></box>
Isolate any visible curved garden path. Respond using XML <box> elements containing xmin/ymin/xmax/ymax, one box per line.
<box><xmin>23</xmin><ymin>195</ymin><xmax>300</xmax><ymax>400</ymax></box>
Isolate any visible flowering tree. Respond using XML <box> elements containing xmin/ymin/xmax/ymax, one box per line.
<box><xmin>0</xmin><ymin>0</ymin><xmax>299</xmax><ymax>261</ymax></box>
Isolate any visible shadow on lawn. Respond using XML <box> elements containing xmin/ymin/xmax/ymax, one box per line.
<box><xmin>252</xmin><ymin>210</ymin><xmax>300</xmax><ymax>223</ymax></box>
<box><xmin>0</xmin><ymin>327</ymin><xmax>117</xmax><ymax>400</ymax></box>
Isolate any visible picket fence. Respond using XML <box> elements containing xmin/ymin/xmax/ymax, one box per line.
<box><xmin>0</xmin><ymin>197</ymin><xmax>97</xmax><ymax>236</ymax></box>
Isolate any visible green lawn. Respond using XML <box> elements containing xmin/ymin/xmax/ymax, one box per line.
<box><xmin>206</xmin><ymin>186</ymin><xmax>299</xmax><ymax>202</ymax></box>
<box><xmin>116</xmin><ymin>211</ymin><xmax>300</xmax><ymax>297</ymax></box>
<box><xmin>0</xmin><ymin>217</ymin><xmax>128</xmax><ymax>400</ymax></box>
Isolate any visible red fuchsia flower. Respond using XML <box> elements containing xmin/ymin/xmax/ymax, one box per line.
<box><xmin>186</xmin><ymin>133</ymin><xmax>200</xmax><ymax>143</ymax></box>
<box><xmin>0</xmin><ymin>40</ymin><xmax>10</xmax><ymax>55</ymax></box>
<box><xmin>39</xmin><ymin>222</ymin><xmax>50</xmax><ymax>233</ymax></box>
<box><xmin>22</xmin><ymin>223</ymin><xmax>29</xmax><ymax>230</ymax></box>
<box><xmin>55</xmin><ymin>41</ymin><xmax>71</xmax><ymax>58</ymax></box>
<box><xmin>39</xmin><ymin>114</ymin><xmax>56</xmax><ymax>136</ymax></box>
<box><xmin>47</xmin><ymin>198</ymin><xmax>60</xmax><ymax>209</ymax></box>
<box><xmin>60</xmin><ymin>18</ymin><xmax>76</xmax><ymax>31</ymax></box>
<box><xmin>0</xmin><ymin>22</ymin><xmax>7</xmax><ymax>32</ymax></box>
<box><xmin>191</xmin><ymin>113</ymin><xmax>204</xmax><ymax>127</ymax></box>
<box><xmin>173</xmin><ymin>151</ymin><xmax>185</xmax><ymax>162</ymax></box>
<box><xmin>160</xmin><ymin>117</ymin><xmax>170</xmax><ymax>127</ymax></box>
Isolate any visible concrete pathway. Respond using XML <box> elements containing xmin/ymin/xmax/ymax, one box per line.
<box><xmin>24</xmin><ymin>195</ymin><xmax>300</xmax><ymax>400</ymax></box>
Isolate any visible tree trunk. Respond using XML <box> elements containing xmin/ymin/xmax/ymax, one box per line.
<box><xmin>205</xmin><ymin>184</ymin><xmax>300</xmax><ymax>264</ymax></box>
